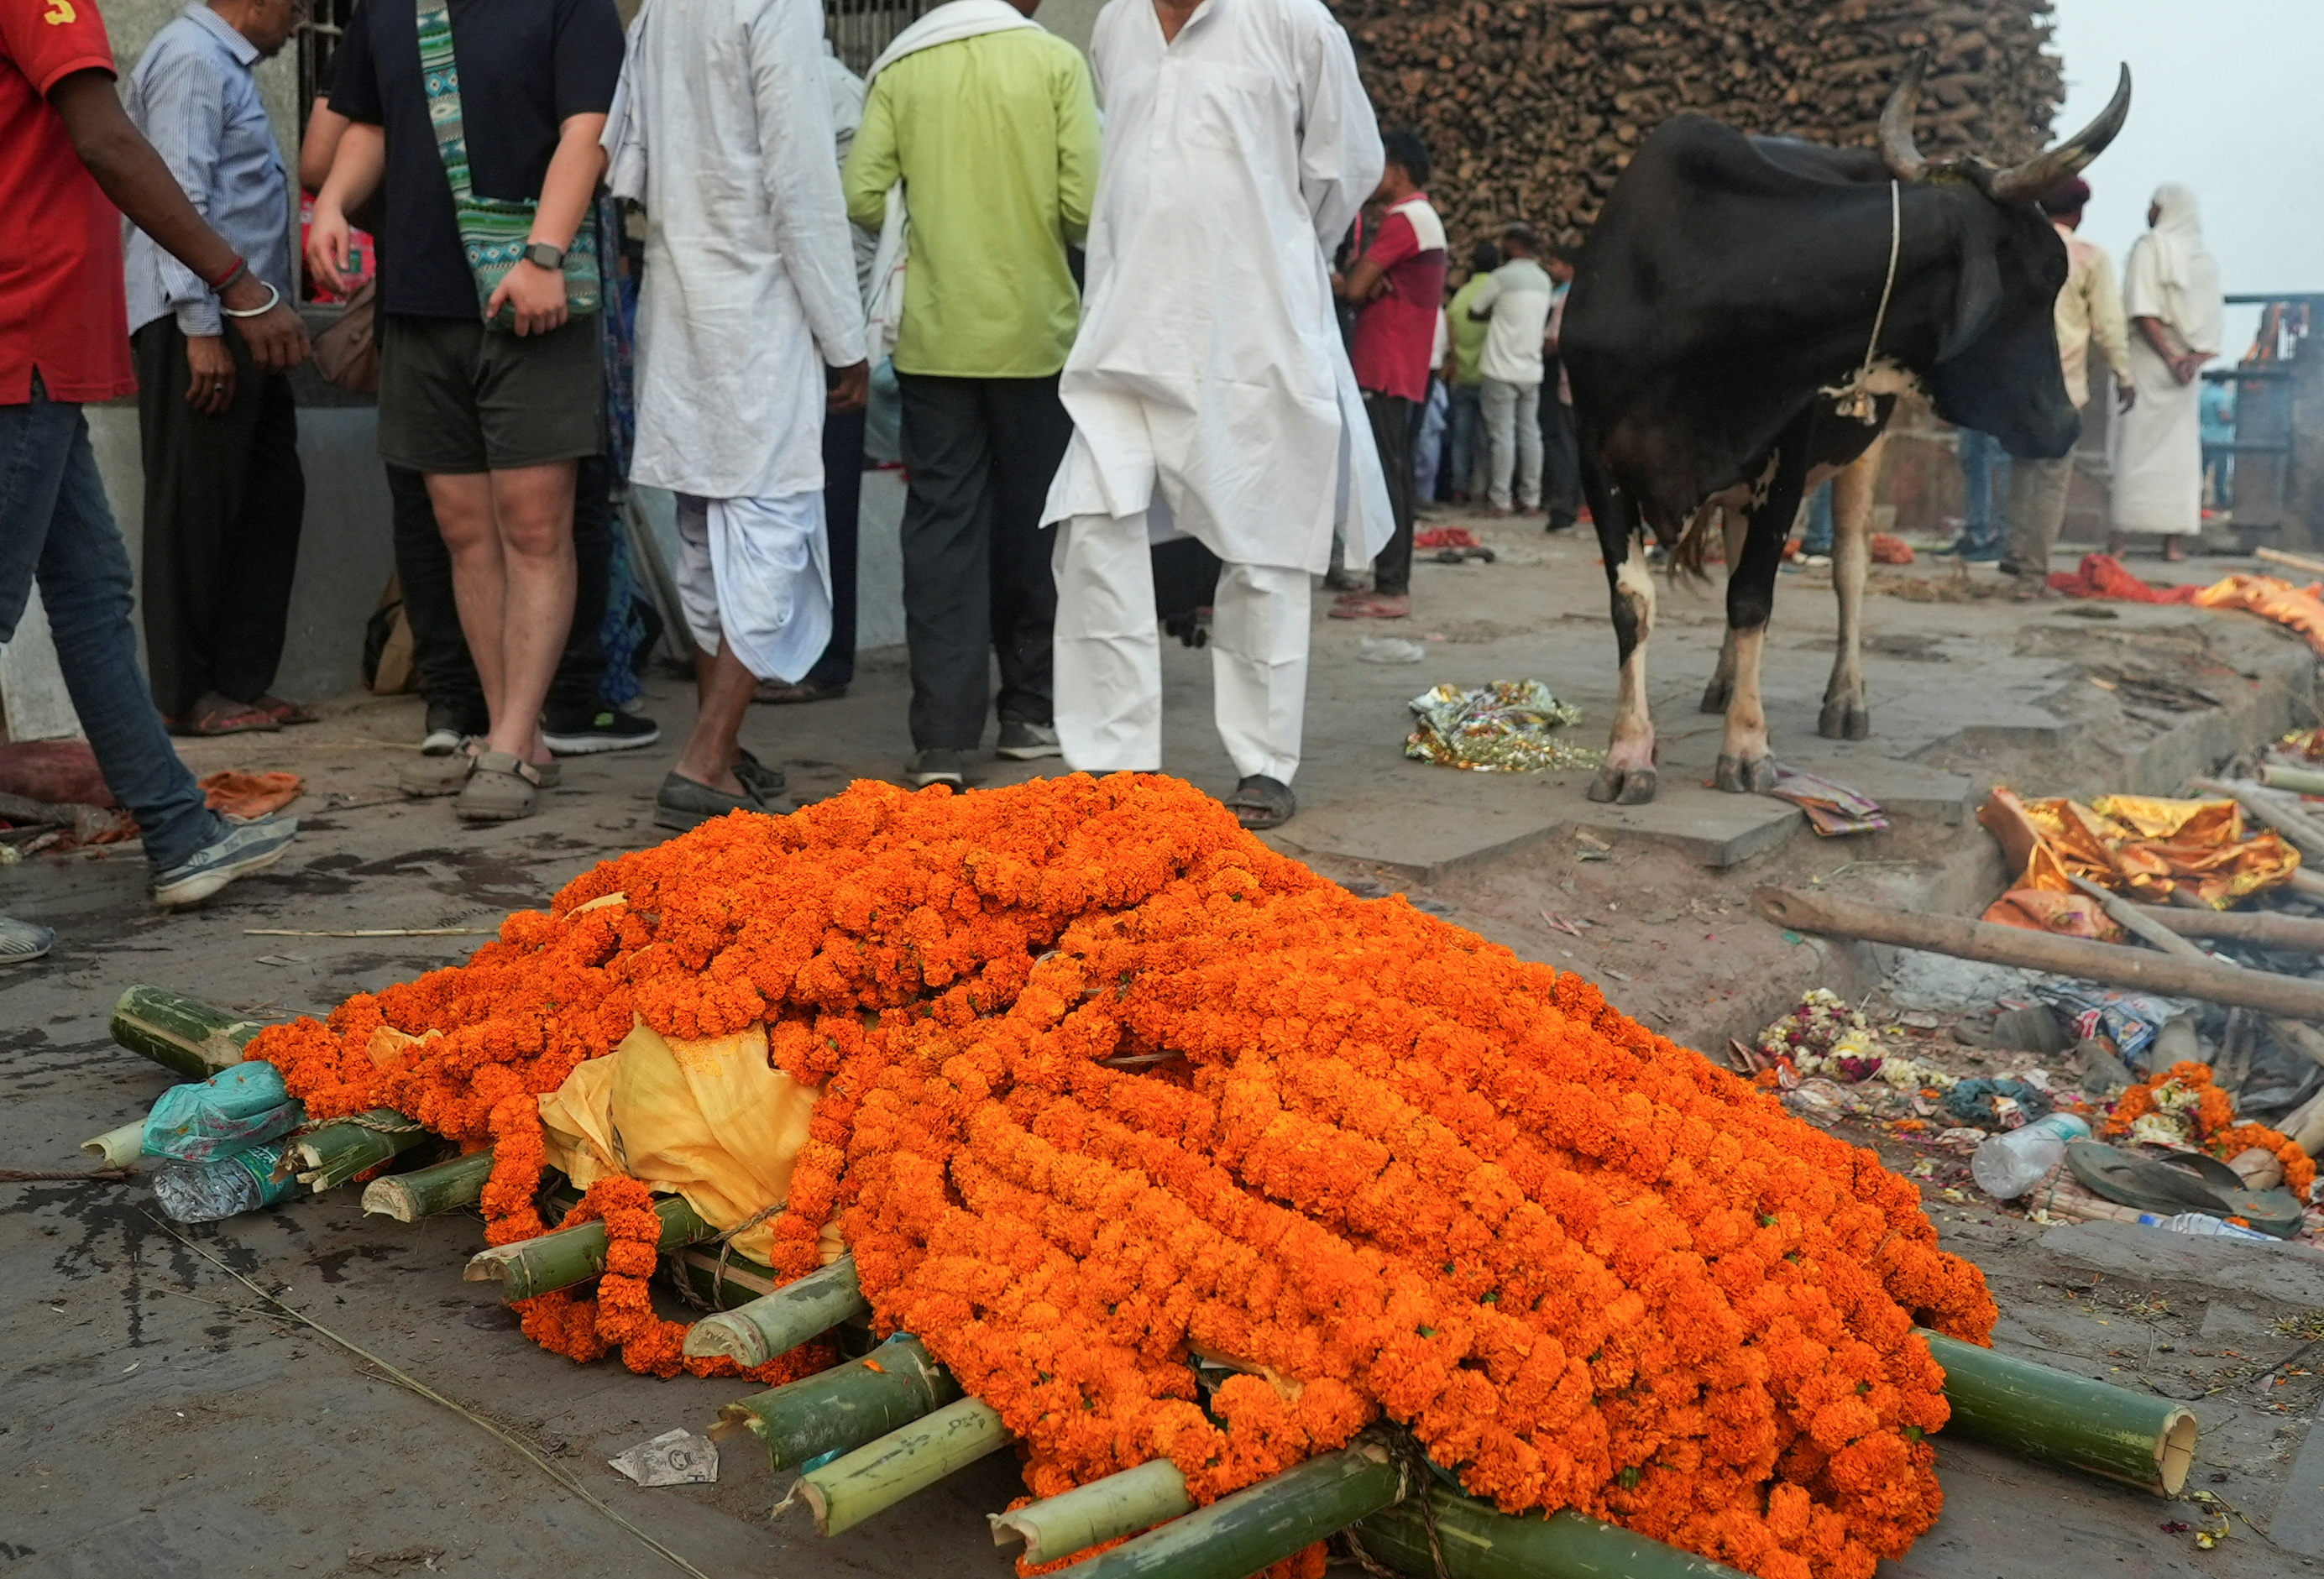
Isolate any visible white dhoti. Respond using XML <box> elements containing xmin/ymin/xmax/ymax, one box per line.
<box><xmin>1053</xmin><ymin>512</ymin><xmax>1310</xmax><ymax>786</ymax></box>
<box><xmin>673</xmin><ymin>492</ymin><xmax>833</xmax><ymax>685</ymax></box>
<box><xmin>2112</xmin><ymin>337</ymin><xmax>2205</xmax><ymax>539</ymax></box>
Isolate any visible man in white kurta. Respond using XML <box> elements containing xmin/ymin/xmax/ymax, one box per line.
<box><xmin>2112</xmin><ymin>182</ymin><xmax>2222</xmax><ymax>559</ymax></box>
<box><xmin>604</xmin><ymin>0</ymin><xmax>870</xmax><ymax>830</ymax></box>
<box><xmin>1042</xmin><ymin>0</ymin><xmax>1390</xmax><ymax>830</ymax></box>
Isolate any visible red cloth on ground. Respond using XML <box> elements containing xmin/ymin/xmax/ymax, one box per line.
<box><xmin>2048</xmin><ymin>553</ymin><xmax>2202</xmax><ymax>603</ymax></box>
<box><xmin>0</xmin><ymin>740</ymin><xmax>116</xmax><ymax>807</ymax></box>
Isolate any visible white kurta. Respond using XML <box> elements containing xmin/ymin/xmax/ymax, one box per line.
<box><xmin>1040</xmin><ymin>0</ymin><xmax>1392</xmax><ymax>575</ymax></box>
<box><xmin>605</xmin><ymin>0</ymin><xmax>868</xmax><ymax>501</ymax></box>
<box><xmin>2113</xmin><ymin>186</ymin><xmax>2223</xmax><ymax>539</ymax></box>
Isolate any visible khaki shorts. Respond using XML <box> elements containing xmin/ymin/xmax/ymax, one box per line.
<box><xmin>377</xmin><ymin>312</ymin><xmax>602</xmax><ymax>474</ymax></box>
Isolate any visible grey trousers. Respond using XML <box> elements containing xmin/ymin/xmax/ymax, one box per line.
<box><xmin>1481</xmin><ymin>377</ymin><xmax>1541</xmax><ymax>510</ymax></box>
<box><xmin>2003</xmin><ymin>422</ymin><xmax>2084</xmax><ymax>577</ymax></box>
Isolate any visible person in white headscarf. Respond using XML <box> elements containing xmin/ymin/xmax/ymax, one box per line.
<box><xmin>602</xmin><ymin>0</ymin><xmax>870</xmax><ymax>830</ymax></box>
<box><xmin>2112</xmin><ymin>182</ymin><xmax>2223</xmax><ymax>562</ymax></box>
<box><xmin>1043</xmin><ymin>0</ymin><xmax>1391</xmax><ymax>832</ymax></box>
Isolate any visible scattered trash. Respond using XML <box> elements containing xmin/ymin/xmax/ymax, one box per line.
<box><xmin>1404</xmin><ymin>682</ymin><xmax>1600</xmax><ymax>772</ymax></box>
<box><xmin>2034</xmin><ymin>986</ymin><xmax>2181</xmax><ymax>1072</ymax></box>
<box><xmin>1766</xmin><ymin>766</ymin><xmax>1888</xmax><ymax>837</ymax></box>
<box><xmin>2137</xmin><ymin>1211</ymin><xmax>2278</xmax><ymax>1242</ymax></box>
<box><xmin>1986</xmin><ymin>1003</ymin><xmax>2070</xmax><ymax>1055</ymax></box>
<box><xmin>1869</xmin><ymin>533</ymin><xmax>1914</xmax><ymax>565</ymax></box>
<box><xmin>1572</xmin><ymin>830</ymin><xmax>1612</xmax><ymax>862</ymax></box>
<box><xmin>144</xmin><ymin>1063</ymin><xmax>301</xmax><ymax>1163</ymax></box>
<box><xmin>152</xmin><ymin>1142</ymin><xmax>300</xmax><ymax>1222</ymax></box>
<box><xmin>607</xmin><ymin>1428</ymin><xmax>719</xmax><ymax>1487</ymax></box>
<box><xmin>1978</xmin><ymin>786</ymin><xmax>2300</xmax><ymax>933</ymax></box>
<box><xmin>1945</xmin><ymin>1078</ymin><xmax>2055</xmax><ymax>1131</ymax></box>
<box><xmin>1358</xmin><ymin>636</ymin><xmax>1427</xmax><ymax>664</ymax></box>
<box><xmin>197</xmin><ymin>770</ymin><xmax>303</xmax><ymax>818</ymax></box>
<box><xmin>1970</xmin><ymin>1112</ymin><xmax>2091</xmax><ymax>1200</ymax></box>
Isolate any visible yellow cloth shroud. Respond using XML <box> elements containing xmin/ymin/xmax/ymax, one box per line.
<box><xmin>537</xmin><ymin>1017</ymin><xmax>818</xmax><ymax>1268</ymax></box>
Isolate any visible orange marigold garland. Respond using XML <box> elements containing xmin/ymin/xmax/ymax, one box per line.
<box><xmin>2107</xmin><ymin>1059</ymin><xmax>2316</xmax><ymax>1199</ymax></box>
<box><xmin>247</xmin><ymin>776</ymin><xmax>1997</xmax><ymax>1579</ymax></box>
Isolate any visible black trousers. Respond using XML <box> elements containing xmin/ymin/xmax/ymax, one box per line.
<box><xmin>132</xmin><ymin>320</ymin><xmax>305</xmax><ymax>719</ymax></box>
<box><xmin>895</xmin><ymin>372</ymin><xmax>1071</xmax><ymax>750</ymax></box>
<box><xmin>1539</xmin><ymin>361</ymin><xmax>1582</xmax><ymax>526</ymax></box>
<box><xmin>806</xmin><ymin>400</ymin><xmax>869</xmax><ymax>688</ymax></box>
<box><xmin>388</xmin><ymin>452</ymin><xmax>612</xmax><ymax>728</ymax></box>
<box><xmin>1364</xmin><ymin>390</ymin><xmax>1416</xmax><ymax>596</ymax></box>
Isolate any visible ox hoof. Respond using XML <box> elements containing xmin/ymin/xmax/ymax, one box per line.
<box><xmin>1587</xmin><ymin>765</ymin><xmax>1659</xmax><ymax>805</ymax></box>
<box><xmin>1714</xmin><ymin>754</ymin><xmax>1779</xmax><ymax>794</ymax></box>
<box><xmin>1699</xmin><ymin>678</ymin><xmax>1733</xmax><ymax>714</ymax></box>
<box><xmin>1818</xmin><ymin>700</ymin><xmax>1872</xmax><ymax>741</ymax></box>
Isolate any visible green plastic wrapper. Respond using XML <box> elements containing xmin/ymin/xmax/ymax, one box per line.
<box><xmin>1405</xmin><ymin>681</ymin><xmax>1600</xmax><ymax>772</ymax></box>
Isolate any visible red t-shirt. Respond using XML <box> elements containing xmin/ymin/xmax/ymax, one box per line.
<box><xmin>0</xmin><ymin>0</ymin><xmax>135</xmax><ymax>405</ymax></box>
<box><xmin>1351</xmin><ymin>194</ymin><xmax>1448</xmax><ymax>404</ymax></box>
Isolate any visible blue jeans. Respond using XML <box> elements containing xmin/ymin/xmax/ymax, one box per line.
<box><xmin>1447</xmin><ymin>383</ymin><xmax>1485</xmax><ymax>499</ymax></box>
<box><xmin>1410</xmin><ymin>376</ymin><xmax>1449</xmax><ymax>503</ymax></box>
<box><xmin>1957</xmin><ymin>427</ymin><xmax>2011</xmax><ymax>558</ymax></box>
<box><xmin>1801</xmin><ymin>481</ymin><xmax>1835</xmax><ymax>557</ymax></box>
<box><xmin>0</xmin><ymin>388</ymin><xmax>219</xmax><ymax>872</ymax></box>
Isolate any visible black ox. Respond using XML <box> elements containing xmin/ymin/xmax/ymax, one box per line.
<box><xmin>1560</xmin><ymin>58</ymin><xmax>2133</xmax><ymax>805</ymax></box>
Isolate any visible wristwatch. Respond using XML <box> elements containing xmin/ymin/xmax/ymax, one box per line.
<box><xmin>521</xmin><ymin>241</ymin><xmax>567</xmax><ymax>271</ymax></box>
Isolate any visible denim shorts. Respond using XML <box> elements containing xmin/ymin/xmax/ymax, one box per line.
<box><xmin>377</xmin><ymin>312</ymin><xmax>602</xmax><ymax>474</ymax></box>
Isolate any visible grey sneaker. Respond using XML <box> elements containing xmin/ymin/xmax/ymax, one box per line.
<box><xmin>150</xmin><ymin>815</ymin><xmax>298</xmax><ymax>907</ymax></box>
<box><xmin>905</xmin><ymin>748</ymin><xmax>966</xmax><ymax>787</ymax></box>
<box><xmin>0</xmin><ymin>915</ymin><xmax>56</xmax><ymax>963</ymax></box>
<box><xmin>995</xmin><ymin>722</ymin><xmax>1062</xmax><ymax>761</ymax></box>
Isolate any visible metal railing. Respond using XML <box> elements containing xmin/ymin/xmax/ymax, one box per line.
<box><xmin>826</xmin><ymin>0</ymin><xmax>931</xmax><ymax>74</ymax></box>
<box><xmin>2210</xmin><ymin>296</ymin><xmax>2317</xmax><ymax>546</ymax></box>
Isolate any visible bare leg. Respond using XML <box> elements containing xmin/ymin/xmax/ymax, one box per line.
<box><xmin>1700</xmin><ymin>507</ymin><xmax>1746</xmax><ymax>714</ymax></box>
<box><xmin>1819</xmin><ymin>441</ymin><xmax>1879</xmax><ymax>740</ymax></box>
<box><xmin>673</xmin><ymin>643</ymin><xmax>755</xmax><ymax>795</ymax></box>
<box><xmin>428</xmin><ymin>464</ymin><xmax>575</xmax><ymax>766</ymax></box>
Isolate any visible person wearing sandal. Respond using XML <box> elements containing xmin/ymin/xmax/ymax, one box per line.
<box><xmin>307</xmin><ymin>0</ymin><xmax>625</xmax><ymax>825</ymax></box>
<box><xmin>1043</xmin><ymin>0</ymin><xmax>1395</xmax><ymax>833</ymax></box>
<box><xmin>602</xmin><ymin>0</ymin><xmax>870</xmax><ymax>832</ymax></box>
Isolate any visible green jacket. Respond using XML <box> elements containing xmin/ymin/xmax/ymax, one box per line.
<box><xmin>1448</xmin><ymin>274</ymin><xmax>1493</xmax><ymax>387</ymax></box>
<box><xmin>843</xmin><ymin>30</ymin><xmax>1101</xmax><ymax>379</ymax></box>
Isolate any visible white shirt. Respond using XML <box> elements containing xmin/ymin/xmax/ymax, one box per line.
<box><xmin>1041</xmin><ymin>0</ymin><xmax>1392</xmax><ymax>575</ymax></box>
<box><xmin>605</xmin><ymin>0</ymin><xmax>868</xmax><ymax>500</ymax></box>
<box><xmin>1467</xmin><ymin>257</ymin><xmax>1552</xmax><ymax>387</ymax></box>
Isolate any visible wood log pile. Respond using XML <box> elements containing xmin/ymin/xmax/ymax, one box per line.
<box><xmin>1332</xmin><ymin>0</ymin><xmax>2066</xmax><ymax>253</ymax></box>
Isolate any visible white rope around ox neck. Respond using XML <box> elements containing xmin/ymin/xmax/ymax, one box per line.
<box><xmin>1824</xmin><ymin>180</ymin><xmax>1903</xmax><ymax>425</ymax></box>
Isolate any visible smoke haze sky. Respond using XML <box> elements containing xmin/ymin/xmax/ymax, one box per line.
<box><xmin>2053</xmin><ymin>0</ymin><xmax>2321</xmax><ymax>358</ymax></box>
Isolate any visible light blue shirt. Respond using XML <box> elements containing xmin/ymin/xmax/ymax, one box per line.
<box><xmin>122</xmin><ymin>5</ymin><xmax>291</xmax><ymax>338</ymax></box>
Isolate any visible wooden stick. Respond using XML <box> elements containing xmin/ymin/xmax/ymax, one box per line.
<box><xmin>2133</xmin><ymin>904</ymin><xmax>2324</xmax><ymax>953</ymax></box>
<box><xmin>2190</xmin><ymin>777</ymin><xmax>2324</xmax><ymax>861</ymax></box>
<box><xmin>2258</xmin><ymin>546</ymin><xmax>2324</xmax><ymax>578</ymax></box>
<box><xmin>713</xmin><ymin>1336</ymin><xmax>960</xmax><ymax>1470</ymax></box>
<box><xmin>2259</xmin><ymin>763</ymin><xmax>2324</xmax><ymax>797</ymax></box>
<box><xmin>1754</xmin><ymin>886</ymin><xmax>2324</xmax><ymax>1020</ymax></box>
<box><xmin>107</xmin><ymin>985</ymin><xmax>268</xmax><ymax>1081</ymax></box>
<box><xmin>796</xmin><ymin>1395</ymin><xmax>1012</xmax><ymax>1537</ymax></box>
<box><xmin>362</xmin><ymin>1148</ymin><xmax>495</xmax><ymax>1221</ymax></box>
<box><xmin>991</xmin><ymin>1459</ymin><xmax>1195</xmax><ymax>1566</ymax></box>
<box><xmin>682</xmin><ymin>1257</ymin><xmax>866</xmax><ymax>1367</ymax></box>
<box><xmin>463</xmin><ymin>1195</ymin><xmax>714</xmax><ymax>1301</ymax></box>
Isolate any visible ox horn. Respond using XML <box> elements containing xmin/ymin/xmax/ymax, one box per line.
<box><xmin>1877</xmin><ymin>53</ymin><xmax>1931</xmax><ymax>182</ymax></box>
<box><xmin>1991</xmin><ymin>65</ymin><xmax>2133</xmax><ymax>204</ymax></box>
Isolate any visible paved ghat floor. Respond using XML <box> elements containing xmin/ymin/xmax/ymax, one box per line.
<box><xmin>2</xmin><ymin>520</ymin><xmax>2317</xmax><ymax>1577</ymax></box>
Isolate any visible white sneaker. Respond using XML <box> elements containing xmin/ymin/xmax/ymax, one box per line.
<box><xmin>150</xmin><ymin>815</ymin><xmax>298</xmax><ymax>907</ymax></box>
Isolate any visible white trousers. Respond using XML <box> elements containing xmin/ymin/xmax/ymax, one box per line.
<box><xmin>673</xmin><ymin>491</ymin><xmax>831</xmax><ymax>685</ymax></box>
<box><xmin>1052</xmin><ymin>511</ymin><xmax>1311</xmax><ymax>786</ymax></box>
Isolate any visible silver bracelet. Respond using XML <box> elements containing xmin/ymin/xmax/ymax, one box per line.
<box><xmin>218</xmin><ymin>280</ymin><xmax>282</xmax><ymax>319</ymax></box>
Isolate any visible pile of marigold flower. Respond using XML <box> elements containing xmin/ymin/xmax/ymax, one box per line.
<box><xmin>249</xmin><ymin>774</ymin><xmax>1996</xmax><ymax>1579</ymax></box>
<box><xmin>2107</xmin><ymin>1059</ymin><xmax>2316</xmax><ymax>1198</ymax></box>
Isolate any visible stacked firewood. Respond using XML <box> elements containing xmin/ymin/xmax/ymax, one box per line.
<box><xmin>1332</xmin><ymin>0</ymin><xmax>2065</xmax><ymax>252</ymax></box>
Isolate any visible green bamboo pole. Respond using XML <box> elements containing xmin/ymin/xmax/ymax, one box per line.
<box><xmin>712</xmin><ymin>1336</ymin><xmax>961</xmax><ymax>1469</ymax></box>
<box><xmin>1067</xmin><ymin>1440</ymin><xmax>1405</xmax><ymax>1579</ymax></box>
<box><xmin>80</xmin><ymin>1120</ymin><xmax>147</xmax><ymax>1169</ymax></box>
<box><xmin>683</xmin><ymin>1257</ymin><xmax>868</xmax><ymax>1366</ymax></box>
<box><xmin>361</xmin><ymin>1148</ymin><xmax>497</xmax><ymax>1221</ymax></box>
<box><xmin>797</xmin><ymin>1394</ymin><xmax>1013</xmax><ymax>1537</ymax></box>
<box><xmin>292</xmin><ymin>1110</ymin><xmax>430</xmax><ymax>1192</ymax></box>
<box><xmin>1923</xmin><ymin>1331</ymin><xmax>2197</xmax><ymax>1494</ymax></box>
<box><xmin>668</xmin><ymin>1245</ymin><xmax>783</xmax><ymax>1308</ymax></box>
<box><xmin>991</xmin><ymin>1459</ymin><xmax>1195</xmax><ymax>1566</ymax></box>
<box><xmin>1356</xmin><ymin>1487</ymin><xmax>1751</xmax><ymax>1579</ymax></box>
<box><xmin>463</xmin><ymin>1194</ymin><xmax>714</xmax><ymax>1300</ymax></box>
<box><xmin>108</xmin><ymin>985</ymin><xmax>267</xmax><ymax>1080</ymax></box>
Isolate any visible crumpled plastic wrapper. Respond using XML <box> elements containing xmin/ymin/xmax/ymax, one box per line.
<box><xmin>608</xmin><ymin>1427</ymin><xmax>719</xmax><ymax>1486</ymax></box>
<box><xmin>1404</xmin><ymin>681</ymin><xmax>1600</xmax><ymax>772</ymax></box>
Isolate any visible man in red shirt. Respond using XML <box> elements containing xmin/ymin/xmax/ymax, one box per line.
<box><xmin>0</xmin><ymin>0</ymin><xmax>308</xmax><ymax>955</ymax></box>
<box><xmin>1331</xmin><ymin>130</ymin><xmax>1446</xmax><ymax>620</ymax></box>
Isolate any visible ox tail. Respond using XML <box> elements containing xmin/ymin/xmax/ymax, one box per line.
<box><xmin>1667</xmin><ymin>503</ymin><xmax>1721</xmax><ymax>584</ymax></box>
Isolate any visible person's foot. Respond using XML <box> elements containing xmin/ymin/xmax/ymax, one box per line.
<box><xmin>1328</xmin><ymin>593</ymin><xmax>1411</xmax><ymax>620</ymax></box>
<box><xmin>253</xmin><ymin>693</ymin><xmax>318</xmax><ymax>726</ymax></box>
<box><xmin>2163</xmin><ymin>537</ymin><xmax>2187</xmax><ymax>563</ymax></box>
<box><xmin>454</xmin><ymin>753</ymin><xmax>547</xmax><ymax>823</ymax></box>
<box><xmin>421</xmin><ymin>701</ymin><xmax>483</xmax><ymax>756</ymax></box>
<box><xmin>1222</xmin><ymin>775</ymin><xmax>1295</xmax><ymax>830</ymax></box>
<box><xmin>654</xmin><ymin>771</ymin><xmax>766</xmax><ymax>833</ymax></box>
<box><xmin>905</xmin><ymin>748</ymin><xmax>967</xmax><ymax>788</ymax></box>
<box><xmin>2107</xmin><ymin>532</ymin><xmax>2128</xmax><ymax>558</ymax></box>
<box><xmin>996</xmin><ymin>722</ymin><xmax>1063</xmax><ymax>761</ymax></box>
<box><xmin>542</xmin><ymin>704</ymin><xmax>662</xmax><ymax>756</ymax></box>
<box><xmin>1798</xmin><ymin>553</ymin><xmax>1833</xmax><ymax>570</ymax></box>
<box><xmin>755</xmin><ymin>678</ymin><xmax>849</xmax><ymax>705</ymax></box>
<box><xmin>1546</xmin><ymin>513</ymin><xmax>1577</xmax><ymax>535</ymax></box>
<box><xmin>175</xmin><ymin>693</ymin><xmax>279</xmax><ymax>737</ymax></box>
<box><xmin>0</xmin><ymin>914</ymin><xmax>56</xmax><ymax>963</ymax></box>
<box><xmin>733</xmin><ymin>748</ymin><xmax>786</xmax><ymax>800</ymax></box>
<box><xmin>150</xmin><ymin>814</ymin><xmax>297</xmax><ymax>907</ymax></box>
<box><xmin>1321</xmin><ymin>570</ymin><xmax>1369</xmax><ymax>594</ymax></box>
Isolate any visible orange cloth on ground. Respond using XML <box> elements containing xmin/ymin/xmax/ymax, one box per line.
<box><xmin>1976</xmin><ymin>785</ymin><xmax>2301</xmax><ymax>934</ymax></box>
<box><xmin>199</xmin><ymin>770</ymin><xmax>302</xmax><ymax>817</ymax></box>
<box><xmin>2189</xmin><ymin>575</ymin><xmax>2324</xmax><ymax>656</ymax></box>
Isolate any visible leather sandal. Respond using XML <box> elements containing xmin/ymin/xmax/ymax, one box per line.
<box><xmin>1222</xmin><ymin>775</ymin><xmax>1295</xmax><ymax>831</ymax></box>
<box><xmin>254</xmin><ymin>694</ymin><xmax>319</xmax><ymax>725</ymax></box>
<box><xmin>454</xmin><ymin>751</ymin><xmax>547</xmax><ymax>823</ymax></box>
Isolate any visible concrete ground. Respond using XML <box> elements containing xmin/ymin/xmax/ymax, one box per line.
<box><xmin>3</xmin><ymin>516</ymin><xmax>2321</xmax><ymax>1577</ymax></box>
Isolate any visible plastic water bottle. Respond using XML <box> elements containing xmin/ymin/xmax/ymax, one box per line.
<box><xmin>152</xmin><ymin>1142</ymin><xmax>299</xmax><ymax>1223</ymax></box>
<box><xmin>2138</xmin><ymin>1212</ymin><xmax>2277</xmax><ymax>1242</ymax></box>
<box><xmin>1971</xmin><ymin>1112</ymin><xmax>2091</xmax><ymax>1199</ymax></box>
